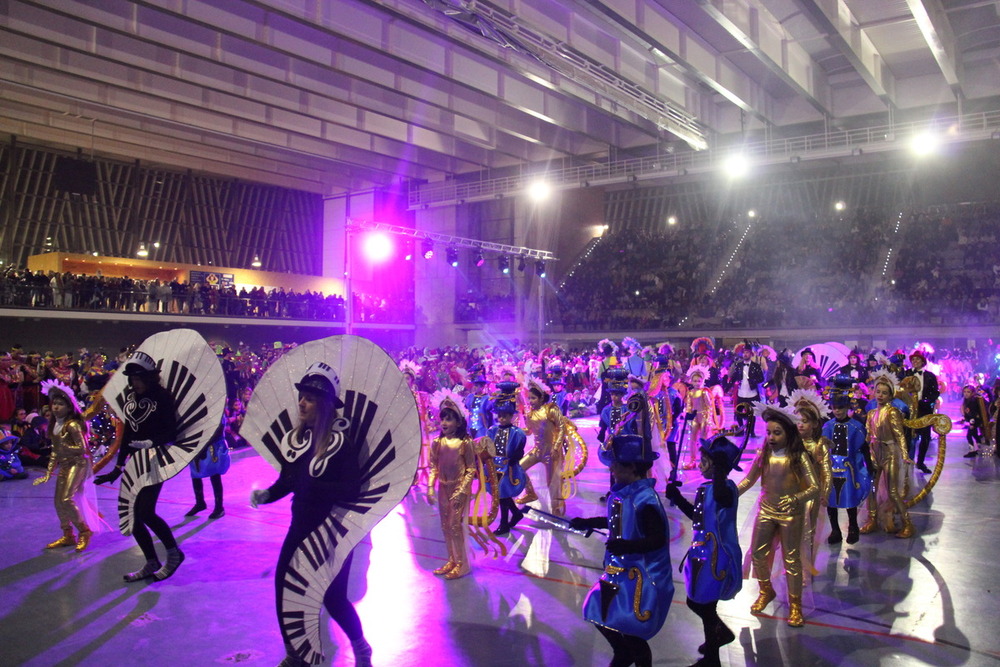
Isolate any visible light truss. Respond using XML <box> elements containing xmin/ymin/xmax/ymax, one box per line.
<box><xmin>347</xmin><ymin>219</ymin><xmax>557</xmax><ymax>261</ymax></box>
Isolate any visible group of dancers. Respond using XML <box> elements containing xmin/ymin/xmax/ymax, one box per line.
<box><xmin>20</xmin><ymin>330</ymin><xmax>954</xmax><ymax>667</ymax></box>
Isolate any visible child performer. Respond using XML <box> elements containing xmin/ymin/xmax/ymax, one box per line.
<box><xmin>520</xmin><ymin>378</ymin><xmax>568</xmax><ymax>516</ymax></box>
<box><xmin>822</xmin><ymin>394</ymin><xmax>870</xmax><ymax>544</ymax></box>
<box><xmin>34</xmin><ymin>380</ymin><xmax>100</xmax><ymax>551</ymax></box>
<box><xmin>737</xmin><ymin>404</ymin><xmax>819</xmax><ymax>627</ymax></box>
<box><xmin>861</xmin><ymin>371</ymin><xmax>915</xmax><ymax>538</ymax></box>
<box><xmin>665</xmin><ymin>435</ymin><xmax>743</xmax><ymax>667</ymax></box>
<box><xmin>682</xmin><ymin>366</ymin><xmax>724</xmax><ymax>469</ymax></box>
<box><xmin>427</xmin><ymin>390</ymin><xmax>477</xmax><ymax>579</ymax></box>
<box><xmin>571</xmin><ymin>432</ymin><xmax>673</xmax><ymax>667</ymax></box>
<box><xmin>790</xmin><ymin>388</ymin><xmax>833</xmax><ymax>576</ymax></box>
<box><xmin>483</xmin><ymin>381</ymin><xmax>528</xmax><ymax>535</ymax></box>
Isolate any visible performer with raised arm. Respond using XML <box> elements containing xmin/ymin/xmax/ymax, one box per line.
<box><xmin>737</xmin><ymin>404</ymin><xmax>819</xmax><ymax>627</ymax></box>
<box><xmin>861</xmin><ymin>371</ymin><xmax>915</xmax><ymax>538</ymax></box>
<box><xmin>682</xmin><ymin>366</ymin><xmax>725</xmax><ymax>469</ymax></box>
<box><xmin>520</xmin><ymin>377</ymin><xmax>569</xmax><ymax>515</ymax></box>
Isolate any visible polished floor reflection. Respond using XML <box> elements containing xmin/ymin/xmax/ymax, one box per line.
<box><xmin>3</xmin><ymin>401</ymin><xmax>1000</xmax><ymax>666</ymax></box>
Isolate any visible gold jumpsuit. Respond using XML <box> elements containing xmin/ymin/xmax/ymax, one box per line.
<box><xmin>520</xmin><ymin>403</ymin><xmax>566</xmax><ymax>515</ymax></box>
<box><xmin>863</xmin><ymin>404</ymin><xmax>913</xmax><ymax>536</ymax></box>
<box><xmin>428</xmin><ymin>434</ymin><xmax>477</xmax><ymax>578</ymax></box>
<box><xmin>801</xmin><ymin>436</ymin><xmax>832</xmax><ymax>575</ymax></box>
<box><xmin>683</xmin><ymin>387</ymin><xmax>724</xmax><ymax>467</ymax></box>
<box><xmin>46</xmin><ymin>418</ymin><xmax>93</xmax><ymax>541</ymax></box>
<box><xmin>738</xmin><ymin>448</ymin><xmax>819</xmax><ymax>600</ymax></box>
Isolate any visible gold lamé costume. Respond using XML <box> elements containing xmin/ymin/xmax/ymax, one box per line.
<box><xmin>862</xmin><ymin>403</ymin><xmax>914</xmax><ymax>537</ymax></box>
<box><xmin>801</xmin><ymin>436</ymin><xmax>832</xmax><ymax>575</ymax></box>
<box><xmin>738</xmin><ymin>446</ymin><xmax>819</xmax><ymax>617</ymax></box>
<box><xmin>42</xmin><ymin>417</ymin><xmax>94</xmax><ymax>547</ymax></box>
<box><xmin>683</xmin><ymin>387</ymin><xmax>724</xmax><ymax>467</ymax></box>
<box><xmin>519</xmin><ymin>402</ymin><xmax>566</xmax><ymax>515</ymax></box>
<box><xmin>428</xmin><ymin>434</ymin><xmax>477</xmax><ymax>578</ymax></box>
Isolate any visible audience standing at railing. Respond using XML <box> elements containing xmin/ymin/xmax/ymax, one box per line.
<box><xmin>0</xmin><ymin>268</ymin><xmax>409</xmax><ymax>323</ymax></box>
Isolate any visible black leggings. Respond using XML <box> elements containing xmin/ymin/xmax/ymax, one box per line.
<box><xmin>192</xmin><ymin>474</ymin><xmax>224</xmax><ymax>505</ymax></box>
<box><xmin>275</xmin><ymin>527</ymin><xmax>363</xmax><ymax>651</ymax></box>
<box><xmin>596</xmin><ymin>625</ymin><xmax>651</xmax><ymax>667</ymax></box>
<box><xmin>132</xmin><ymin>483</ymin><xmax>177</xmax><ymax>560</ymax></box>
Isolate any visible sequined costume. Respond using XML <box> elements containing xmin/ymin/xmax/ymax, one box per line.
<box><xmin>42</xmin><ymin>417</ymin><xmax>94</xmax><ymax>548</ymax></box>
<box><xmin>822</xmin><ymin>417</ymin><xmax>870</xmax><ymax>509</ymax></box>
<box><xmin>682</xmin><ymin>387</ymin><xmax>724</xmax><ymax>468</ymax></box>
<box><xmin>737</xmin><ymin>446</ymin><xmax>818</xmax><ymax>621</ymax></box>
<box><xmin>582</xmin><ymin>478</ymin><xmax>674</xmax><ymax>640</ymax></box>
<box><xmin>680</xmin><ymin>479</ymin><xmax>742</xmax><ymax>604</ymax></box>
<box><xmin>485</xmin><ymin>422</ymin><xmax>528</xmax><ymax>499</ymax></box>
<box><xmin>801</xmin><ymin>435</ymin><xmax>832</xmax><ymax>575</ymax></box>
<box><xmin>520</xmin><ymin>402</ymin><xmax>567</xmax><ymax>515</ymax></box>
<box><xmin>464</xmin><ymin>391</ymin><xmax>493</xmax><ymax>438</ymax></box>
<box><xmin>862</xmin><ymin>403</ymin><xmax>914</xmax><ymax>537</ymax></box>
<box><xmin>429</xmin><ymin>434</ymin><xmax>477</xmax><ymax>578</ymax></box>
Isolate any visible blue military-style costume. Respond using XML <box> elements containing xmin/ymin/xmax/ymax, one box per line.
<box><xmin>822</xmin><ymin>415</ymin><xmax>870</xmax><ymax>508</ymax></box>
<box><xmin>486</xmin><ymin>420</ymin><xmax>528</xmax><ymax>499</ymax></box>
<box><xmin>464</xmin><ymin>376</ymin><xmax>494</xmax><ymax>438</ymax></box>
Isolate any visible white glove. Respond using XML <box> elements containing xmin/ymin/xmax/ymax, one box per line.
<box><xmin>250</xmin><ymin>489</ymin><xmax>270</xmax><ymax>508</ymax></box>
<box><xmin>131</xmin><ymin>439</ymin><xmax>155</xmax><ymax>449</ymax></box>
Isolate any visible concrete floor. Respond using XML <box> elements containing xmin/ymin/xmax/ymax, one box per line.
<box><xmin>2</xmin><ymin>401</ymin><xmax>1000</xmax><ymax>667</ymax></box>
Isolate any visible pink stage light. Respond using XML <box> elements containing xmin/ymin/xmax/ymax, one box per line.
<box><xmin>362</xmin><ymin>232</ymin><xmax>394</xmax><ymax>263</ymax></box>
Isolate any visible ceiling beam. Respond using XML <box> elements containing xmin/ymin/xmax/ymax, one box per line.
<box><xmin>905</xmin><ymin>0</ymin><xmax>965</xmax><ymax>99</ymax></box>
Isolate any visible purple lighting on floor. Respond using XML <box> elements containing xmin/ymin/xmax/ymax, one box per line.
<box><xmin>363</xmin><ymin>232</ymin><xmax>393</xmax><ymax>263</ymax></box>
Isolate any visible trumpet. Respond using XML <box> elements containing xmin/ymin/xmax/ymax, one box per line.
<box><xmin>734</xmin><ymin>402</ymin><xmax>753</xmax><ymax>417</ymax></box>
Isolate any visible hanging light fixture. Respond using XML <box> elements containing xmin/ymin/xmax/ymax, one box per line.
<box><xmin>535</xmin><ymin>261</ymin><xmax>546</xmax><ymax>277</ymax></box>
<box><xmin>136</xmin><ymin>243</ymin><xmax>149</xmax><ymax>258</ymax></box>
<box><xmin>474</xmin><ymin>249</ymin><xmax>485</xmax><ymax>267</ymax></box>
<box><xmin>421</xmin><ymin>238</ymin><xmax>434</xmax><ymax>259</ymax></box>
<box><xmin>251</xmin><ymin>255</ymin><xmax>262</xmax><ymax>268</ymax></box>
<box><xmin>498</xmin><ymin>255</ymin><xmax>510</xmax><ymax>274</ymax></box>
<box><xmin>446</xmin><ymin>246</ymin><xmax>459</xmax><ymax>267</ymax></box>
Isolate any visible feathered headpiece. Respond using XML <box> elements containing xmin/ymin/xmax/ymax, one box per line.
<box><xmin>41</xmin><ymin>378</ymin><xmax>82</xmax><ymax>416</ymax></box>
<box><xmin>789</xmin><ymin>387</ymin><xmax>831</xmax><ymax>422</ymax></box>
<box><xmin>597</xmin><ymin>338</ymin><xmax>619</xmax><ymax>355</ymax></box>
<box><xmin>869</xmin><ymin>369</ymin><xmax>898</xmax><ymax>394</ymax></box>
<box><xmin>527</xmin><ymin>376</ymin><xmax>553</xmax><ymax>398</ymax></box>
<box><xmin>493</xmin><ymin>363</ymin><xmax>521</xmax><ymax>383</ymax></box>
<box><xmin>657</xmin><ymin>342</ymin><xmax>674</xmax><ymax>356</ymax></box>
<box><xmin>752</xmin><ymin>400</ymin><xmax>799</xmax><ymax>425</ymax></box>
<box><xmin>686</xmin><ymin>364</ymin><xmax>710</xmax><ymax>381</ymax></box>
<box><xmin>621</xmin><ymin>336</ymin><xmax>641</xmax><ymax>352</ymax></box>
<box><xmin>690</xmin><ymin>336</ymin><xmax>715</xmax><ymax>354</ymax></box>
<box><xmin>430</xmin><ymin>388</ymin><xmax>469</xmax><ymax>426</ymax></box>
<box><xmin>399</xmin><ymin>359</ymin><xmax>421</xmax><ymax>379</ymax></box>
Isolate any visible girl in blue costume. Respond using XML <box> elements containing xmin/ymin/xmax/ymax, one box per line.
<box><xmin>822</xmin><ymin>394</ymin><xmax>871</xmax><ymax>544</ymax></box>
<box><xmin>484</xmin><ymin>381</ymin><xmax>528</xmax><ymax>535</ymax></box>
<box><xmin>570</xmin><ymin>432</ymin><xmax>673</xmax><ymax>667</ymax></box>
<box><xmin>665</xmin><ymin>435</ymin><xmax>743</xmax><ymax>667</ymax></box>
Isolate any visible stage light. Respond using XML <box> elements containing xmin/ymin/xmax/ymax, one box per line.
<box><xmin>747</xmin><ymin>209</ymin><xmax>757</xmax><ymax>218</ymax></box>
<box><xmin>517</xmin><ymin>256</ymin><xmax>526</xmax><ymax>272</ymax></box>
<box><xmin>498</xmin><ymin>255</ymin><xmax>510</xmax><ymax>274</ymax></box>
<box><xmin>362</xmin><ymin>232</ymin><xmax>393</xmax><ymax>263</ymax></box>
<box><xmin>527</xmin><ymin>179</ymin><xmax>551</xmax><ymax>202</ymax></box>
<box><xmin>910</xmin><ymin>130</ymin><xmax>940</xmax><ymax>157</ymax></box>
<box><xmin>137</xmin><ymin>243</ymin><xmax>149</xmax><ymax>258</ymax></box>
<box><xmin>723</xmin><ymin>153</ymin><xmax>749</xmax><ymax>178</ymax></box>
<box><xmin>535</xmin><ymin>261</ymin><xmax>546</xmax><ymax>277</ymax></box>
<box><xmin>474</xmin><ymin>250</ymin><xmax>485</xmax><ymax>267</ymax></box>
<box><xmin>446</xmin><ymin>246</ymin><xmax>459</xmax><ymax>267</ymax></box>
<box><xmin>835</xmin><ymin>201</ymin><xmax>846</xmax><ymax>212</ymax></box>
<box><xmin>421</xmin><ymin>238</ymin><xmax>434</xmax><ymax>259</ymax></box>
<box><xmin>251</xmin><ymin>255</ymin><xmax>262</xmax><ymax>268</ymax></box>
<box><xmin>667</xmin><ymin>216</ymin><xmax>677</xmax><ymax>225</ymax></box>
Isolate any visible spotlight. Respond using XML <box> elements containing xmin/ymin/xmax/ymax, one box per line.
<box><xmin>362</xmin><ymin>232</ymin><xmax>394</xmax><ymax>263</ymax></box>
<box><xmin>474</xmin><ymin>249</ymin><xmax>485</xmax><ymax>267</ymax></box>
<box><xmin>527</xmin><ymin>180</ymin><xmax>551</xmax><ymax>202</ymax></box>
<box><xmin>667</xmin><ymin>216</ymin><xmax>677</xmax><ymax>225</ymax></box>
<box><xmin>251</xmin><ymin>255</ymin><xmax>262</xmax><ymax>268</ymax></box>
<box><xmin>517</xmin><ymin>256</ymin><xmax>526</xmax><ymax>272</ymax></box>
<box><xmin>535</xmin><ymin>261</ymin><xmax>546</xmax><ymax>277</ymax></box>
<box><xmin>137</xmin><ymin>243</ymin><xmax>149</xmax><ymax>258</ymax></box>
<box><xmin>498</xmin><ymin>255</ymin><xmax>509</xmax><ymax>274</ymax></box>
<box><xmin>722</xmin><ymin>153</ymin><xmax>749</xmax><ymax>179</ymax></box>
<box><xmin>910</xmin><ymin>130</ymin><xmax>940</xmax><ymax>157</ymax></box>
<box><xmin>446</xmin><ymin>246</ymin><xmax>459</xmax><ymax>267</ymax></box>
<box><xmin>421</xmin><ymin>238</ymin><xmax>434</xmax><ymax>259</ymax></box>
<box><xmin>834</xmin><ymin>201</ymin><xmax>846</xmax><ymax>212</ymax></box>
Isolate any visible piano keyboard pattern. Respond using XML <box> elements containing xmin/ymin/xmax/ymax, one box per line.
<box><xmin>105</xmin><ymin>329</ymin><xmax>225</xmax><ymax>536</ymax></box>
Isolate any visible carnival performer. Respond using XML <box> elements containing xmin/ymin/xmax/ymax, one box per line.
<box><xmin>903</xmin><ymin>350</ymin><xmax>940</xmax><ymax>473</ymax></box>
<box><xmin>649</xmin><ymin>357</ymin><xmax>682</xmax><ymax>476</ymax></box>
<box><xmin>620</xmin><ymin>336</ymin><xmax>648</xmax><ymax>382</ymax></box>
<box><xmin>186</xmin><ymin>413</ymin><xmax>230</xmax><ymax>519</ymax></box>
<box><xmin>597</xmin><ymin>368</ymin><xmax>633</xmax><ymax>502</ymax></box>
<box><xmin>463</xmin><ymin>371</ymin><xmax>494</xmax><ymax>438</ymax></box>
<box><xmin>520</xmin><ymin>378</ymin><xmax>568</xmax><ymax>515</ymax></box>
<box><xmin>664</xmin><ymin>435</ymin><xmax>742</xmax><ymax>667</ymax></box>
<box><xmin>250</xmin><ymin>363</ymin><xmax>374</xmax><ymax>666</ymax></box>
<box><xmin>571</xmin><ymin>432</ymin><xmax>673</xmax><ymax>666</ymax></box>
<box><xmin>595</xmin><ymin>339</ymin><xmax>621</xmax><ymax>415</ymax></box>
<box><xmin>427</xmin><ymin>390</ymin><xmax>477</xmax><ymax>579</ymax></box>
<box><xmin>727</xmin><ymin>342</ymin><xmax>765</xmax><ymax>437</ymax></box>
<box><xmin>962</xmin><ymin>384</ymin><xmax>989</xmax><ymax>458</ymax></box>
<box><xmin>822</xmin><ymin>395</ymin><xmax>870</xmax><ymax>544</ymax></box>
<box><xmin>401</xmin><ymin>360</ymin><xmax>433</xmax><ymax>489</ymax></box>
<box><xmin>737</xmin><ymin>405</ymin><xmax>819</xmax><ymax>627</ymax></box>
<box><xmin>766</xmin><ymin>350</ymin><xmax>798</xmax><ymax>407</ymax></box>
<box><xmin>33</xmin><ymin>380</ymin><xmax>99</xmax><ymax>551</ymax></box>
<box><xmin>790</xmin><ymin>388</ymin><xmax>833</xmax><ymax>576</ymax></box>
<box><xmin>483</xmin><ymin>381</ymin><xmax>528</xmax><ymax>535</ymax></box>
<box><xmin>93</xmin><ymin>352</ymin><xmax>183</xmax><ymax>581</ymax></box>
<box><xmin>81</xmin><ymin>369</ymin><xmax>123</xmax><ymax>474</ymax></box>
<box><xmin>860</xmin><ymin>371</ymin><xmax>915</xmax><ymax>538</ymax></box>
<box><xmin>840</xmin><ymin>349</ymin><xmax>869</xmax><ymax>386</ymax></box>
<box><xmin>682</xmin><ymin>366</ymin><xmax>725</xmax><ymax>469</ymax></box>
<box><xmin>793</xmin><ymin>348</ymin><xmax>824</xmax><ymax>390</ymax></box>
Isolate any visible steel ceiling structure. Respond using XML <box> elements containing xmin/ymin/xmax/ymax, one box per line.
<box><xmin>2</xmin><ymin>0</ymin><xmax>999</xmax><ymax>198</ymax></box>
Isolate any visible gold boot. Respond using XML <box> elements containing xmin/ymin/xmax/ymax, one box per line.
<box><xmin>433</xmin><ymin>560</ymin><xmax>457</xmax><ymax>575</ymax></box>
<box><xmin>75</xmin><ymin>530</ymin><xmax>93</xmax><ymax>552</ymax></box>
<box><xmin>46</xmin><ymin>528</ymin><xmax>76</xmax><ymax>549</ymax></box>
<box><xmin>859</xmin><ymin>512</ymin><xmax>878</xmax><ymax>534</ymax></box>
<box><xmin>787</xmin><ymin>595</ymin><xmax>805</xmax><ymax>627</ymax></box>
<box><xmin>750</xmin><ymin>580</ymin><xmax>776</xmax><ymax>615</ymax></box>
<box><xmin>895</xmin><ymin>519</ymin><xmax>915</xmax><ymax>539</ymax></box>
<box><xmin>444</xmin><ymin>561</ymin><xmax>470</xmax><ymax>580</ymax></box>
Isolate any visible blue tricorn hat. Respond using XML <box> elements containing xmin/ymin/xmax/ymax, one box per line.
<box><xmin>606</xmin><ymin>366</ymin><xmax>630</xmax><ymax>393</ymax></box>
<box><xmin>492</xmin><ymin>381</ymin><xmax>520</xmax><ymax>414</ymax></box>
<box><xmin>599</xmin><ymin>433</ymin><xmax>659</xmax><ymax>467</ymax></box>
<box><xmin>698</xmin><ymin>435</ymin><xmax>742</xmax><ymax>472</ymax></box>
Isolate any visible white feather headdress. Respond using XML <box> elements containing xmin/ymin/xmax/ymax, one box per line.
<box><xmin>869</xmin><ymin>369</ymin><xmax>898</xmax><ymax>393</ymax></box>
<box><xmin>527</xmin><ymin>376</ymin><xmax>553</xmax><ymax>397</ymax></box>
<box><xmin>789</xmin><ymin>387</ymin><xmax>831</xmax><ymax>421</ymax></box>
<box><xmin>41</xmin><ymin>378</ymin><xmax>82</xmax><ymax>416</ymax></box>
<box><xmin>430</xmin><ymin>388</ymin><xmax>470</xmax><ymax>425</ymax></box>
<box><xmin>752</xmin><ymin>400</ymin><xmax>799</xmax><ymax>424</ymax></box>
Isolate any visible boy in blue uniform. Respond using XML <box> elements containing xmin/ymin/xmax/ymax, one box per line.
<box><xmin>665</xmin><ymin>436</ymin><xmax>742</xmax><ymax>667</ymax></box>
<box><xmin>484</xmin><ymin>381</ymin><xmax>529</xmax><ymax>536</ymax></box>
<box><xmin>823</xmin><ymin>394</ymin><xmax>871</xmax><ymax>543</ymax></box>
<box><xmin>464</xmin><ymin>373</ymin><xmax>493</xmax><ymax>438</ymax></box>
<box><xmin>571</xmin><ymin>432</ymin><xmax>673</xmax><ymax>667</ymax></box>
